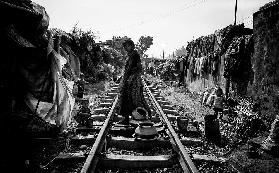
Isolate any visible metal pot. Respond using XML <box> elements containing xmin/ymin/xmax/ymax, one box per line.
<box><xmin>135</xmin><ymin>122</ymin><xmax>158</xmax><ymax>139</ymax></box>
<box><xmin>177</xmin><ymin>117</ymin><xmax>189</xmax><ymax>131</ymax></box>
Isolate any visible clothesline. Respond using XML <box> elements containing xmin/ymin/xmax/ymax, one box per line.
<box><xmin>175</xmin><ymin>23</ymin><xmax>253</xmax><ymax>90</ymax></box>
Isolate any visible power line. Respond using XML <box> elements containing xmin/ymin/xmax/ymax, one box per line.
<box><xmin>141</xmin><ymin>0</ymin><xmax>207</xmax><ymax>26</ymax></box>
<box><xmin>103</xmin><ymin>0</ymin><xmax>207</xmax><ymax>35</ymax></box>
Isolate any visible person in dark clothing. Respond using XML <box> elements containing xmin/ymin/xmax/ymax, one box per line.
<box><xmin>118</xmin><ymin>39</ymin><xmax>151</xmax><ymax>124</ymax></box>
<box><xmin>76</xmin><ymin>73</ymin><xmax>87</xmax><ymax>98</ymax></box>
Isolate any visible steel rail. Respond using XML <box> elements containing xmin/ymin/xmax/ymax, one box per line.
<box><xmin>80</xmin><ymin>95</ymin><xmax>119</xmax><ymax>173</ymax></box>
<box><xmin>142</xmin><ymin>77</ymin><xmax>199</xmax><ymax>173</ymax></box>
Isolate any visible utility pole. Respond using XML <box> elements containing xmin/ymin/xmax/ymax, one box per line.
<box><xmin>162</xmin><ymin>50</ymin><xmax>165</xmax><ymax>59</ymax></box>
<box><xmin>234</xmin><ymin>0</ymin><xmax>238</xmax><ymax>25</ymax></box>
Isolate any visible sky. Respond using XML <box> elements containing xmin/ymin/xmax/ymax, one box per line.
<box><xmin>33</xmin><ymin>0</ymin><xmax>273</xmax><ymax>58</ymax></box>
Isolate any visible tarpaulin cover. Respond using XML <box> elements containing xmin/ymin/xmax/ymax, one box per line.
<box><xmin>25</xmin><ymin>50</ymin><xmax>75</xmax><ymax>128</ymax></box>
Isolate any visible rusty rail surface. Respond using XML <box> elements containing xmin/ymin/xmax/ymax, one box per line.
<box><xmin>142</xmin><ymin>77</ymin><xmax>199</xmax><ymax>173</ymax></box>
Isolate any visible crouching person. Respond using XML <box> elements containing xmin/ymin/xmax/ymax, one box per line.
<box><xmin>206</xmin><ymin>86</ymin><xmax>226</xmax><ymax>119</ymax></box>
<box><xmin>204</xmin><ymin>87</ymin><xmax>226</xmax><ymax>146</ymax></box>
<box><xmin>212</xmin><ymin>87</ymin><xmax>226</xmax><ymax>119</ymax></box>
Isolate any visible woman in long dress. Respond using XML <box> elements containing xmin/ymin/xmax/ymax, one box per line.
<box><xmin>118</xmin><ymin>39</ymin><xmax>151</xmax><ymax>124</ymax></box>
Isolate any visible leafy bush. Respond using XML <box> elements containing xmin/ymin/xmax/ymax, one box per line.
<box><xmin>157</xmin><ymin>60</ymin><xmax>179</xmax><ymax>81</ymax></box>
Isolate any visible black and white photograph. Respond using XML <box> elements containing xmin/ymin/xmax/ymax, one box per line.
<box><xmin>0</xmin><ymin>0</ymin><xmax>279</xmax><ymax>172</ymax></box>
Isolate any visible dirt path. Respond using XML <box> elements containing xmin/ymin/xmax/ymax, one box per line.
<box><xmin>155</xmin><ymin>79</ymin><xmax>279</xmax><ymax>173</ymax></box>
<box><xmin>159</xmin><ymin>85</ymin><xmax>213</xmax><ymax>122</ymax></box>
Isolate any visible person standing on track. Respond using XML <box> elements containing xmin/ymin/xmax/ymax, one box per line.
<box><xmin>118</xmin><ymin>39</ymin><xmax>151</xmax><ymax>125</ymax></box>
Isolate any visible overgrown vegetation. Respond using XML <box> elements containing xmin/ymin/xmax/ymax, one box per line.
<box><xmin>152</xmin><ymin>77</ymin><xmax>268</xmax><ymax>156</ymax></box>
<box><xmin>157</xmin><ymin>59</ymin><xmax>180</xmax><ymax>81</ymax></box>
<box><xmin>50</xmin><ymin>26</ymin><xmax>154</xmax><ymax>84</ymax></box>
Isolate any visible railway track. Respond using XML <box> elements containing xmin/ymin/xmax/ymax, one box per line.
<box><xmin>43</xmin><ymin>77</ymin><xmax>240</xmax><ymax>173</ymax></box>
<box><xmin>78</xmin><ymin>77</ymin><xmax>198</xmax><ymax>173</ymax></box>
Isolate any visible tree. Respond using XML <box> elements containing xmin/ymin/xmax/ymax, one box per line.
<box><xmin>175</xmin><ymin>46</ymin><xmax>187</xmax><ymax>57</ymax></box>
<box><xmin>136</xmin><ymin>36</ymin><xmax>153</xmax><ymax>59</ymax></box>
<box><xmin>101</xmin><ymin>36</ymin><xmax>131</xmax><ymax>76</ymax></box>
<box><xmin>70</xmin><ymin>25</ymin><xmax>98</xmax><ymax>55</ymax></box>
<box><xmin>105</xmin><ymin>36</ymin><xmax>131</xmax><ymax>64</ymax></box>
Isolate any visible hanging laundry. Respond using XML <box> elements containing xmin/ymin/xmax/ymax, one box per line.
<box><xmin>194</xmin><ymin>57</ymin><xmax>201</xmax><ymax>75</ymax></box>
<box><xmin>224</xmin><ymin>36</ymin><xmax>245</xmax><ymax>79</ymax></box>
<box><xmin>188</xmin><ymin>56</ymin><xmax>196</xmax><ymax>82</ymax></box>
<box><xmin>211</xmin><ymin>52</ymin><xmax>219</xmax><ymax>77</ymax></box>
<box><xmin>200</xmin><ymin>56</ymin><xmax>209</xmax><ymax>79</ymax></box>
<box><xmin>180</xmin><ymin>23</ymin><xmax>253</xmax><ymax>91</ymax></box>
